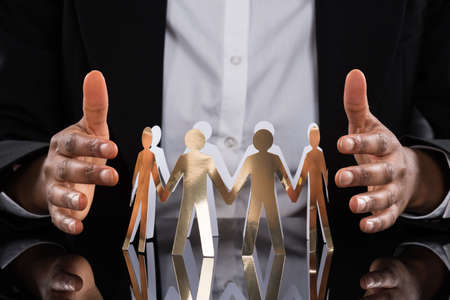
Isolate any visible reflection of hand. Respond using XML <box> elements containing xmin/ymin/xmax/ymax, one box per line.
<box><xmin>360</xmin><ymin>246</ymin><xmax>447</xmax><ymax>300</ymax></box>
<box><xmin>7</xmin><ymin>244</ymin><xmax>103</xmax><ymax>300</ymax></box>
<box><xmin>335</xmin><ymin>70</ymin><xmax>447</xmax><ymax>233</ymax></box>
<box><xmin>6</xmin><ymin>71</ymin><xmax>119</xmax><ymax>235</ymax></box>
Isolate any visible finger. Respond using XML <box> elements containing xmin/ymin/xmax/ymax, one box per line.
<box><xmin>51</xmin><ymin>271</ymin><xmax>83</xmax><ymax>292</ymax></box>
<box><xmin>337</xmin><ymin>132</ymin><xmax>395</xmax><ymax>156</ymax></box>
<box><xmin>49</xmin><ymin>205</ymin><xmax>84</xmax><ymax>235</ymax></box>
<box><xmin>47</xmin><ymin>184</ymin><xmax>88</xmax><ymax>211</ymax></box>
<box><xmin>81</xmin><ymin>70</ymin><xmax>109</xmax><ymax>138</ymax></box>
<box><xmin>335</xmin><ymin>162</ymin><xmax>395</xmax><ymax>187</ymax></box>
<box><xmin>360</xmin><ymin>206</ymin><xmax>400</xmax><ymax>233</ymax></box>
<box><xmin>53</xmin><ymin>157</ymin><xmax>118</xmax><ymax>186</ymax></box>
<box><xmin>51</xmin><ymin>131</ymin><xmax>118</xmax><ymax>159</ymax></box>
<box><xmin>349</xmin><ymin>185</ymin><xmax>398</xmax><ymax>213</ymax></box>
<box><xmin>343</xmin><ymin>69</ymin><xmax>370</xmax><ymax>132</ymax></box>
<box><xmin>360</xmin><ymin>269</ymin><xmax>399</xmax><ymax>290</ymax></box>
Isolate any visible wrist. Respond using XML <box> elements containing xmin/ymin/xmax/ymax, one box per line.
<box><xmin>5</xmin><ymin>156</ymin><xmax>49</xmax><ymax>214</ymax></box>
<box><xmin>406</xmin><ymin>148</ymin><xmax>448</xmax><ymax>214</ymax></box>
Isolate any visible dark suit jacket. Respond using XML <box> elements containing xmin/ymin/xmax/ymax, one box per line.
<box><xmin>0</xmin><ymin>0</ymin><xmax>449</xmax><ymax>237</ymax></box>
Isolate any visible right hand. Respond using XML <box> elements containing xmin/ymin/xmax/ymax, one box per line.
<box><xmin>10</xmin><ymin>71</ymin><xmax>119</xmax><ymax>234</ymax></box>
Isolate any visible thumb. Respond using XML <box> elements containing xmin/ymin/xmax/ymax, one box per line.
<box><xmin>344</xmin><ymin>69</ymin><xmax>370</xmax><ymax>133</ymax></box>
<box><xmin>81</xmin><ymin>70</ymin><xmax>109</xmax><ymax>138</ymax></box>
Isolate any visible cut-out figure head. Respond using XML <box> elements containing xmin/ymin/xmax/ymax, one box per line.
<box><xmin>193</xmin><ymin>121</ymin><xmax>212</xmax><ymax>141</ymax></box>
<box><xmin>253</xmin><ymin>129</ymin><xmax>273</xmax><ymax>152</ymax></box>
<box><xmin>185</xmin><ymin>129</ymin><xmax>206</xmax><ymax>151</ymax></box>
<box><xmin>151</xmin><ymin>125</ymin><xmax>162</xmax><ymax>147</ymax></box>
<box><xmin>142</xmin><ymin>127</ymin><xmax>153</xmax><ymax>149</ymax></box>
<box><xmin>308</xmin><ymin>124</ymin><xmax>320</xmax><ymax>148</ymax></box>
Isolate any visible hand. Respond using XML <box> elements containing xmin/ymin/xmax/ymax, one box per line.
<box><xmin>7</xmin><ymin>71</ymin><xmax>119</xmax><ymax>234</ymax></box>
<box><xmin>335</xmin><ymin>70</ymin><xmax>446</xmax><ymax>233</ymax></box>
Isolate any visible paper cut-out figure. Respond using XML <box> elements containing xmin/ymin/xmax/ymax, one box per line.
<box><xmin>163</xmin><ymin>129</ymin><xmax>230</xmax><ymax>257</ymax></box>
<box><xmin>227</xmin><ymin>129</ymin><xmax>295</xmax><ymax>255</ymax></box>
<box><xmin>123</xmin><ymin>127</ymin><xmax>165</xmax><ymax>253</ymax></box>
<box><xmin>292</xmin><ymin>124</ymin><xmax>334</xmax><ymax>251</ymax></box>
<box><xmin>130</xmin><ymin>125</ymin><xmax>171</xmax><ymax>242</ymax></box>
<box><xmin>186</xmin><ymin>121</ymin><xmax>232</xmax><ymax>238</ymax></box>
<box><xmin>234</xmin><ymin>121</ymin><xmax>293</xmax><ymax>238</ymax></box>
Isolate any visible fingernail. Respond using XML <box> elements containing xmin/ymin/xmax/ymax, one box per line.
<box><xmin>63</xmin><ymin>218</ymin><xmax>76</xmax><ymax>233</ymax></box>
<box><xmin>342</xmin><ymin>137</ymin><xmax>355</xmax><ymax>151</ymax></box>
<box><xmin>100</xmin><ymin>143</ymin><xmax>113</xmax><ymax>156</ymax></box>
<box><xmin>100</xmin><ymin>169</ymin><xmax>113</xmax><ymax>184</ymax></box>
<box><xmin>339</xmin><ymin>171</ymin><xmax>353</xmax><ymax>185</ymax></box>
<box><xmin>53</xmin><ymin>280</ymin><xmax>76</xmax><ymax>292</ymax></box>
<box><xmin>68</xmin><ymin>193</ymin><xmax>80</xmax><ymax>209</ymax></box>
<box><xmin>365</xmin><ymin>278</ymin><xmax>377</xmax><ymax>289</ymax></box>
<box><xmin>356</xmin><ymin>196</ymin><xmax>368</xmax><ymax>211</ymax></box>
<box><xmin>366</xmin><ymin>220</ymin><xmax>375</xmax><ymax>231</ymax></box>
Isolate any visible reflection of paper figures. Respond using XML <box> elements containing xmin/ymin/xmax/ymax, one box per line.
<box><xmin>308</xmin><ymin>243</ymin><xmax>333</xmax><ymax>300</ymax></box>
<box><xmin>242</xmin><ymin>253</ymin><xmax>285</xmax><ymax>300</ymax></box>
<box><xmin>293</xmin><ymin>124</ymin><xmax>333</xmax><ymax>251</ymax></box>
<box><xmin>187</xmin><ymin>121</ymin><xmax>232</xmax><ymax>238</ymax></box>
<box><xmin>172</xmin><ymin>255</ymin><xmax>215</xmax><ymax>300</ymax></box>
<box><xmin>163</xmin><ymin>129</ymin><xmax>230</xmax><ymax>257</ymax></box>
<box><xmin>234</xmin><ymin>122</ymin><xmax>293</xmax><ymax>239</ymax></box>
<box><xmin>130</xmin><ymin>125</ymin><xmax>171</xmax><ymax>242</ymax></box>
<box><xmin>123</xmin><ymin>127</ymin><xmax>165</xmax><ymax>253</ymax></box>
<box><xmin>228</xmin><ymin>129</ymin><xmax>294</xmax><ymax>255</ymax></box>
<box><xmin>122</xmin><ymin>243</ymin><xmax>157</xmax><ymax>300</ymax></box>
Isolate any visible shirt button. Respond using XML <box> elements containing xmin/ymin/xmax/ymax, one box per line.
<box><xmin>230</xmin><ymin>56</ymin><xmax>242</xmax><ymax>66</ymax></box>
<box><xmin>224</xmin><ymin>136</ymin><xmax>238</xmax><ymax>148</ymax></box>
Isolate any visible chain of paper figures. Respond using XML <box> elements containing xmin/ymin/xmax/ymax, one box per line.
<box><xmin>122</xmin><ymin>121</ymin><xmax>333</xmax><ymax>259</ymax></box>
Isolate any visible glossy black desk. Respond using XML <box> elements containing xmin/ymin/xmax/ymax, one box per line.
<box><xmin>0</xmin><ymin>213</ymin><xmax>449</xmax><ymax>300</ymax></box>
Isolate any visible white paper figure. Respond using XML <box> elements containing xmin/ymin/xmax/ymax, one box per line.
<box><xmin>233</xmin><ymin>121</ymin><xmax>293</xmax><ymax>237</ymax></box>
<box><xmin>130</xmin><ymin>125</ymin><xmax>171</xmax><ymax>241</ymax></box>
<box><xmin>185</xmin><ymin>121</ymin><xmax>233</xmax><ymax>237</ymax></box>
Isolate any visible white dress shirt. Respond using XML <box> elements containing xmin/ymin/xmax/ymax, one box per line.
<box><xmin>161</xmin><ymin>0</ymin><xmax>318</xmax><ymax>217</ymax></box>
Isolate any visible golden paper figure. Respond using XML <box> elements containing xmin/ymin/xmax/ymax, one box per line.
<box><xmin>227</xmin><ymin>129</ymin><xmax>295</xmax><ymax>255</ymax></box>
<box><xmin>293</xmin><ymin>124</ymin><xmax>334</xmax><ymax>251</ymax></box>
<box><xmin>162</xmin><ymin>129</ymin><xmax>229</xmax><ymax>257</ymax></box>
<box><xmin>123</xmin><ymin>127</ymin><xmax>165</xmax><ymax>253</ymax></box>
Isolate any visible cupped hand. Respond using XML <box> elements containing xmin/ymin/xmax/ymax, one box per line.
<box><xmin>335</xmin><ymin>70</ymin><xmax>422</xmax><ymax>233</ymax></box>
<box><xmin>14</xmin><ymin>71</ymin><xmax>119</xmax><ymax>234</ymax></box>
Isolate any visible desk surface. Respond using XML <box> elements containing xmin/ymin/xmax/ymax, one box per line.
<box><xmin>0</xmin><ymin>213</ymin><xmax>449</xmax><ymax>299</ymax></box>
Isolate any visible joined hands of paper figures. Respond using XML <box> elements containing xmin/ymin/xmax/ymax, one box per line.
<box><xmin>125</xmin><ymin>122</ymin><xmax>333</xmax><ymax>257</ymax></box>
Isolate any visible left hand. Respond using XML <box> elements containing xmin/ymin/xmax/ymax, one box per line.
<box><xmin>335</xmin><ymin>70</ymin><xmax>444</xmax><ymax>233</ymax></box>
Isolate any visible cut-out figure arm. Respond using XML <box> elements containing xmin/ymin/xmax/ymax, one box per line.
<box><xmin>207</xmin><ymin>159</ymin><xmax>232</xmax><ymax>205</ymax></box>
<box><xmin>151</xmin><ymin>155</ymin><xmax>165</xmax><ymax>201</ymax></box>
<box><xmin>162</xmin><ymin>156</ymin><xmax>184</xmax><ymax>202</ymax></box>
<box><xmin>319</xmin><ymin>153</ymin><xmax>328</xmax><ymax>187</ymax></box>
<box><xmin>130</xmin><ymin>152</ymin><xmax>143</xmax><ymax>206</ymax></box>
<box><xmin>293</xmin><ymin>156</ymin><xmax>309</xmax><ymax>202</ymax></box>
<box><xmin>228</xmin><ymin>160</ymin><xmax>250</xmax><ymax>204</ymax></box>
<box><xmin>275</xmin><ymin>156</ymin><xmax>295</xmax><ymax>202</ymax></box>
